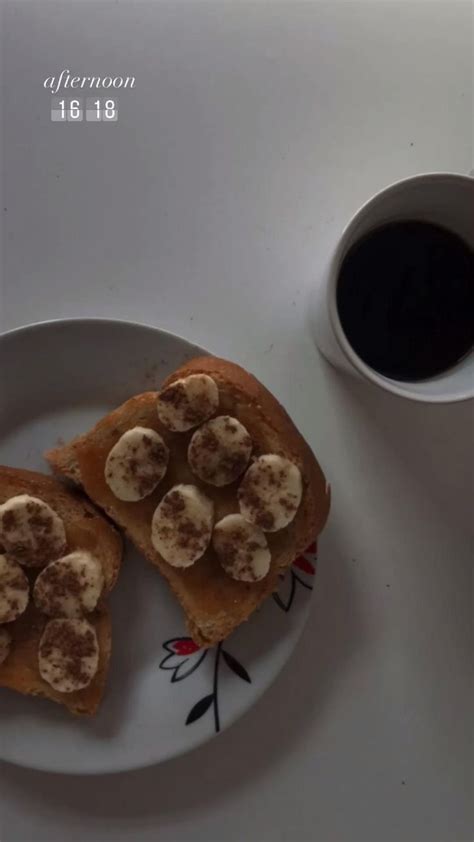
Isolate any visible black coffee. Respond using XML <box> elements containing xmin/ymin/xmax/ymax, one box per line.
<box><xmin>336</xmin><ymin>220</ymin><xmax>474</xmax><ymax>381</ymax></box>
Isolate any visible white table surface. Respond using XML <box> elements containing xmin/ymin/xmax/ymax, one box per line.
<box><xmin>0</xmin><ymin>2</ymin><xmax>472</xmax><ymax>840</ymax></box>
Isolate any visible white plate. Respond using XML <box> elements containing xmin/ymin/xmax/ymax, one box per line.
<box><xmin>0</xmin><ymin>319</ymin><xmax>318</xmax><ymax>774</ymax></box>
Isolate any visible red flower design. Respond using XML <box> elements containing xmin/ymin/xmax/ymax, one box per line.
<box><xmin>293</xmin><ymin>556</ymin><xmax>316</xmax><ymax>575</ymax></box>
<box><xmin>160</xmin><ymin>637</ymin><xmax>207</xmax><ymax>682</ymax></box>
<box><xmin>172</xmin><ymin>639</ymin><xmax>201</xmax><ymax>656</ymax></box>
<box><xmin>160</xmin><ymin>638</ymin><xmax>251</xmax><ymax>731</ymax></box>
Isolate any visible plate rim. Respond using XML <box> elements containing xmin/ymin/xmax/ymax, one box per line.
<box><xmin>0</xmin><ymin>317</ymin><xmax>315</xmax><ymax>774</ymax></box>
<box><xmin>0</xmin><ymin>315</ymin><xmax>216</xmax><ymax>354</ymax></box>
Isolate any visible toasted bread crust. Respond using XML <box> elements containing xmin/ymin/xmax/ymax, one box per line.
<box><xmin>0</xmin><ymin>466</ymin><xmax>122</xmax><ymax>715</ymax></box>
<box><xmin>46</xmin><ymin>356</ymin><xmax>330</xmax><ymax>646</ymax></box>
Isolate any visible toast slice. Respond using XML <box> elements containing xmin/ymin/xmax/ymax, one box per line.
<box><xmin>0</xmin><ymin>466</ymin><xmax>123</xmax><ymax>715</ymax></box>
<box><xmin>47</xmin><ymin>356</ymin><xmax>330</xmax><ymax>646</ymax></box>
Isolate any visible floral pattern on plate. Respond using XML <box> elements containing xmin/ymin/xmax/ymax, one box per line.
<box><xmin>159</xmin><ymin>541</ymin><xmax>318</xmax><ymax>733</ymax></box>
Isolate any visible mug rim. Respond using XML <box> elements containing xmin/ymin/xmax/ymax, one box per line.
<box><xmin>326</xmin><ymin>171</ymin><xmax>474</xmax><ymax>404</ymax></box>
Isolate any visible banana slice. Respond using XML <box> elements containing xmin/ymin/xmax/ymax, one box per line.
<box><xmin>188</xmin><ymin>416</ymin><xmax>252</xmax><ymax>486</ymax></box>
<box><xmin>0</xmin><ymin>554</ymin><xmax>30</xmax><ymax>623</ymax></box>
<box><xmin>0</xmin><ymin>627</ymin><xmax>12</xmax><ymax>665</ymax></box>
<box><xmin>0</xmin><ymin>495</ymin><xmax>67</xmax><ymax>567</ymax></box>
<box><xmin>238</xmin><ymin>454</ymin><xmax>303</xmax><ymax>532</ymax></box>
<box><xmin>156</xmin><ymin>374</ymin><xmax>219</xmax><ymax>432</ymax></box>
<box><xmin>151</xmin><ymin>484</ymin><xmax>214</xmax><ymax>567</ymax></box>
<box><xmin>38</xmin><ymin>618</ymin><xmax>99</xmax><ymax>693</ymax></box>
<box><xmin>33</xmin><ymin>551</ymin><xmax>104</xmax><ymax>618</ymax></box>
<box><xmin>213</xmin><ymin>514</ymin><xmax>271</xmax><ymax>582</ymax></box>
<box><xmin>105</xmin><ymin>426</ymin><xmax>169</xmax><ymax>501</ymax></box>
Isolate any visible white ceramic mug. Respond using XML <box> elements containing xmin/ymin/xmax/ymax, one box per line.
<box><xmin>312</xmin><ymin>172</ymin><xmax>474</xmax><ymax>403</ymax></box>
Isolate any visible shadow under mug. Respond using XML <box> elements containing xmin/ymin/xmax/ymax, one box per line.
<box><xmin>312</xmin><ymin>172</ymin><xmax>474</xmax><ymax>403</ymax></box>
